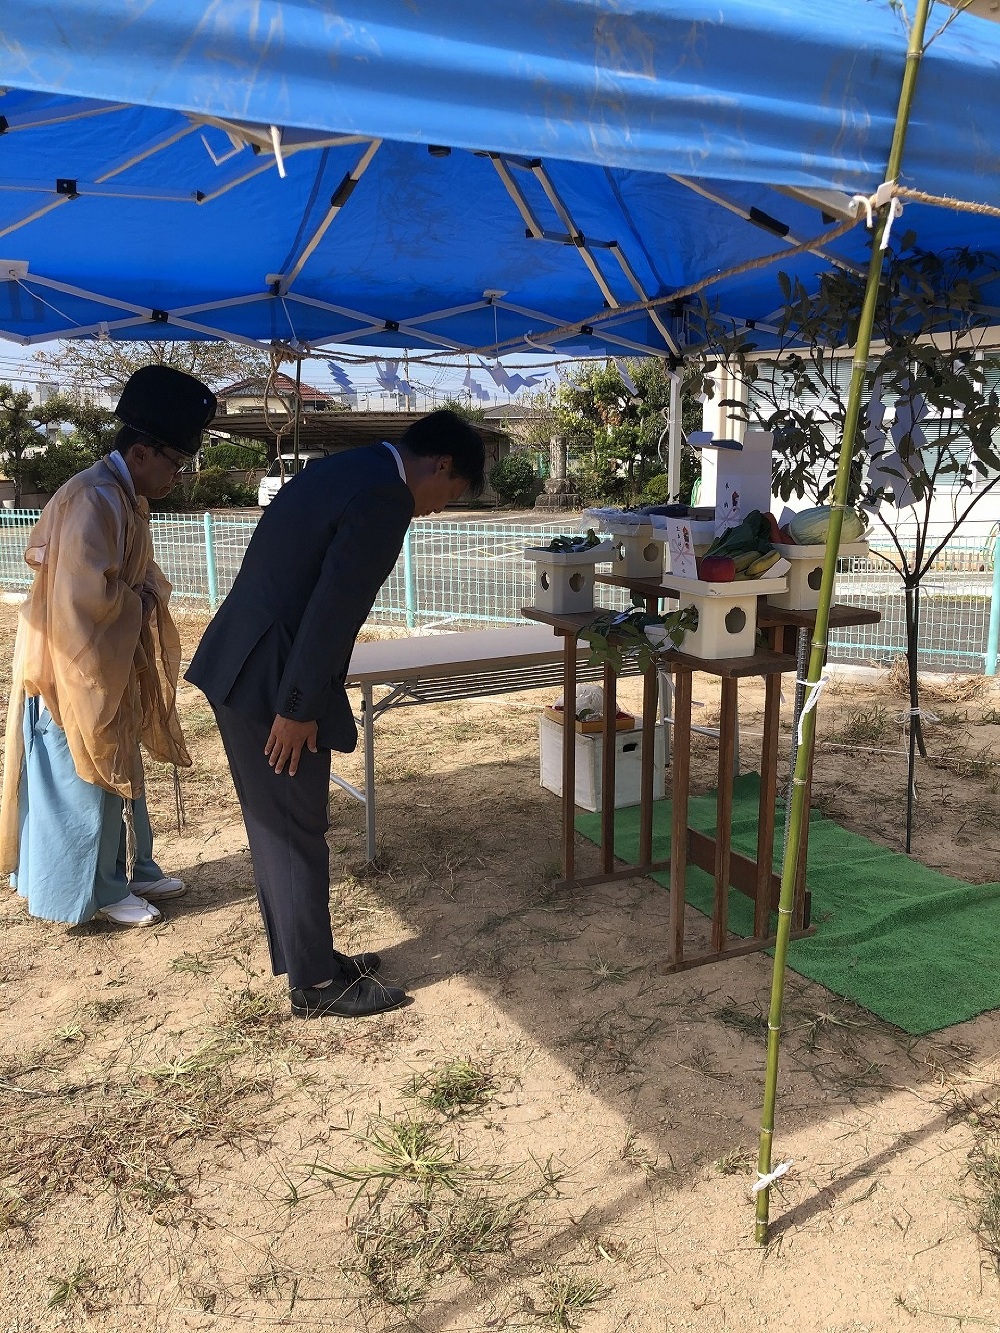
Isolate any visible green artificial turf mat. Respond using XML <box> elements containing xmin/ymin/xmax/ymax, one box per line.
<box><xmin>576</xmin><ymin>772</ymin><xmax>1000</xmax><ymax>1034</ymax></box>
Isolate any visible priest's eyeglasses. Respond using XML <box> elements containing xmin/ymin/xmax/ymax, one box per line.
<box><xmin>152</xmin><ymin>445</ymin><xmax>193</xmax><ymax>474</ymax></box>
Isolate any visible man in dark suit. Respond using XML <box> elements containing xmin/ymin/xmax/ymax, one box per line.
<box><xmin>187</xmin><ymin>410</ymin><xmax>486</xmax><ymax>1019</ymax></box>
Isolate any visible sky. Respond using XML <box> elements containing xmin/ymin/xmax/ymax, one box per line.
<box><xmin>0</xmin><ymin>339</ymin><xmax>571</xmax><ymax>411</ymax></box>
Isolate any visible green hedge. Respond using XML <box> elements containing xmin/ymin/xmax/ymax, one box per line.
<box><xmin>489</xmin><ymin>452</ymin><xmax>540</xmax><ymax>506</ymax></box>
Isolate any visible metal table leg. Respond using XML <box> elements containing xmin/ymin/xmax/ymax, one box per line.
<box><xmin>561</xmin><ymin>632</ymin><xmax>578</xmax><ymax>884</ymax></box>
<box><xmin>363</xmin><ymin>684</ymin><xmax>377</xmax><ymax>861</ymax></box>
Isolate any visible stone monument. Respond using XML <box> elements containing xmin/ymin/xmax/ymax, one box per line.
<box><xmin>534</xmin><ymin>433</ymin><xmax>579</xmax><ymax>511</ymax></box>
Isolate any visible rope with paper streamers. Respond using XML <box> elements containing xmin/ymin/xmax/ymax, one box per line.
<box><xmin>483</xmin><ymin>214</ymin><xmax>862</xmax><ymax>358</ymax></box>
<box><xmin>482</xmin><ymin>177</ymin><xmax>1000</xmax><ymax>359</ymax></box>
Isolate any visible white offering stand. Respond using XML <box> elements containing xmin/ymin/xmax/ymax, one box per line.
<box><xmin>601</xmin><ymin>519</ymin><xmax>665</xmax><ymax>580</ymax></box>
<box><xmin>765</xmin><ymin>541</ymin><xmax>869</xmax><ymax>611</ymax></box>
<box><xmin>523</xmin><ymin>540</ymin><xmax>616</xmax><ymax>615</ymax></box>
<box><xmin>663</xmin><ymin>573</ymin><xmax>789</xmax><ymax>660</ymax></box>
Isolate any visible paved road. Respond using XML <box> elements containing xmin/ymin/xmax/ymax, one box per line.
<box><xmin>0</xmin><ymin>513</ymin><xmax>991</xmax><ymax>670</ymax></box>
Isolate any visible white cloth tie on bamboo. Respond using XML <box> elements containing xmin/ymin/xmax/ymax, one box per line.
<box><xmin>751</xmin><ymin>1160</ymin><xmax>794</xmax><ymax>1196</ymax></box>
<box><xmin>849</xmin><ymin>182</ymin><xmax>904</xmax><ymax>250</ymax></box>
<box><xmin>795</xmin><ymin>673</ymin><xmax>830</xmax><ymax>746</ymax></box>
<box><xmin>879</xmin><ymin>198</ymin><xmax>904</xmax><ymax>250</ymax></box>
<box><xmin>269</xmin><ymin>125</ymin><xmax>286</xmax><ymax>178</ymax></box>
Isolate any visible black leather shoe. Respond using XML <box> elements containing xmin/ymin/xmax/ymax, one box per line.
<box><xmin>332</xmin><ymin>948</ymin><xmax>381</xmax><ymax>977</ymax></box>
<box><xmin>290</xmin><ymin>974</ymin><xmax>407</xmax><ymax>1019</ymax></box>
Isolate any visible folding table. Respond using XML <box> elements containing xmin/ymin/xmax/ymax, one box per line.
<box><xmin>338</xmin><ymin>625</ymin><xmax>641</xmax><ymax>860</ymax></box>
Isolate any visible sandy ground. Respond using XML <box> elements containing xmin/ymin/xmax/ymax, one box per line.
<box><xmin>2</xmin><ymin>601</ymin><xmax>1000</xmax><ymax>1333</ymax></box>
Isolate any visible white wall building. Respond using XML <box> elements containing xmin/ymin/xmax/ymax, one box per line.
<box><xmin>702</xmin><ymin>356</ymin><xmax>1000</xmax><ymax>544</ymax></box>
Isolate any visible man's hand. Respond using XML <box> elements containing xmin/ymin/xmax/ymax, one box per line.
<box><xmin>264</xmin><ymin>715</ymin><xmax>318</xmax><ymax>776</ymax></box>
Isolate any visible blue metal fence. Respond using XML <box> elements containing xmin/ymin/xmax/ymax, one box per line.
<box><xmin>0</xmin><ymin>509</ymin><xmax>997</xmax><ymax>674</ymax></box>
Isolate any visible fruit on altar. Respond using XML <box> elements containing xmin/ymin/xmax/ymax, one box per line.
<box><xmin>731</xmin><ymin>550</ymin><xmax>760</xmax><ymax>572</ymax></box>
<box><xmin>745</xmin><ymin>550</ymin><xmax>782</xmax><ymax>577</ymax></box>
<box><xmin>698</xmin><ymin>555</ymin><xmax>737</xmax><ymax>582</ymax></box>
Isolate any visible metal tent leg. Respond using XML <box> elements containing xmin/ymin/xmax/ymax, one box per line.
<box><xmin>363</xmin><ymin>684</ymin><xmax>377</xmax><ymax>861</ymax></box>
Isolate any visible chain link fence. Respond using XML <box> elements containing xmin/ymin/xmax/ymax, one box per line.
<box><xmin>0</xmin><ymin>509</ymin><xmax>996</xmax><ymax>674</ymax></box>
<box><xmin>830</xmin><ymin>532</ymin><xmax>998</xmax><ymax>671</ymax></box>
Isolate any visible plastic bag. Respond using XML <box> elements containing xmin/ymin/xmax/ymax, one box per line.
<box><xmin>552</xmin><ymin>683</ymin><xmax>606</xmax><ymax>722</ymax></box>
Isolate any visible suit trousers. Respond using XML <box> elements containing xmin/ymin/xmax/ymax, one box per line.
<box><xmin>212</xmin><ymin>701</ymin><xmax>337</xmax><ymax>991</ymax></box>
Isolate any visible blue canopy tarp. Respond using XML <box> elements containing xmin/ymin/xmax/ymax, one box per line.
<box><xmin>0</xmin><ymin>1</ymin><xmax>998</xmax><ymax>354</ymax></box>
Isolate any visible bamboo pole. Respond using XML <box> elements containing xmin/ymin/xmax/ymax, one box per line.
<box><xmin>754</xmin><ymin>0</ymin><xmax>932</xmax><ymax>1245</ymax></box>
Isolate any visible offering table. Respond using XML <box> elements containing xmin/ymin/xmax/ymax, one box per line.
<box><xmin>522</xmin><ymin>603</ymin><xmax>807</xmax><ymax>973</ymax></box>
<box><xmin>598</xmin><ymin>573</ymin><xmax>881</xmax><ymax>910</ymax></box>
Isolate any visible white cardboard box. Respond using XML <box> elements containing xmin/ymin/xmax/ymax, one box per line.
<box><xmin>539</xmin><ymin>713</ymin><xmax>665</xmax><ymax>811</ymax></box>
<box><xmin>699</xmin><ymin>430</ymin><xmax>774</xmax><ymax>523</ymax></box>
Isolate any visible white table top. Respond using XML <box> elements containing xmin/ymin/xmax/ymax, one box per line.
<box><xmin>346</xmin><ymin>624</ymin><xmax>565</xmax><ymax>686</ymax></box>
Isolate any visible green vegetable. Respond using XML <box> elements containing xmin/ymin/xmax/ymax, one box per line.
<box><xmin>545</xmin><ymin>527</ymin><xmax>601</xmax><ymax>553</ymax></box>
<box><xmin>702</xmin><ymin>510</ymin><xmax>773</xmax><ymax>560</ymax></box>
<box><xmin>787</xmin><ymin>506</ymin><xmax>866</xmax><ymax>545</ymax></box>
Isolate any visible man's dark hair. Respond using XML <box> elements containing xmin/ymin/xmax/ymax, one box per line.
<box><xmin>399</xmin><ymin>410</ymin><xmax>486</xmax><ymax>497</ymax></box>
<box><xmin>114</xmin><ymin>424</ymin><xmax>156</xmax><ymax>454</ymax></box>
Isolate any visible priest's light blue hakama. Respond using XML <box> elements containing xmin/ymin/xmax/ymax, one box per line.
<box><xmin>12</xmin><ymin>698</ymin><xmax>165</xmax><ymax>924</ymax></box>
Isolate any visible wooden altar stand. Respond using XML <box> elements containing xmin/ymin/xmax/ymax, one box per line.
<box><xmin>523</xmin><ymin>583</ymin><xmax>880</xmax><ymax>975</ymax></box>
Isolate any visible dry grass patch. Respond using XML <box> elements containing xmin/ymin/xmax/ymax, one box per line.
<box><xmin>0</xmin><ymin>1031</ymin><xmax>278</xmax><ymax>1236</ymax></box>
<box><xmin>306</xmin><ymin>1108</ymin><xmax>564</xmax><ymax>1319</ymax></box>
<box><xmin>958</xmin><ymin>1084</ymin><xmax>1000</xmax><ymax>1273</ymax></box>
<box><xmin>532</xmin><ymin>1271</ymin><xmax>611</xmax><ymax>1330</ymax></box>
<box><xmin>408</xmin><ymin>1058</ymin><xmax>498</xmax><ymax>1118</ymax></box>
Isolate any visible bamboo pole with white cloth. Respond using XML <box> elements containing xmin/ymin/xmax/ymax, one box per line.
<box><xmin>754</xmin><ymin>0</ymin><xmax>932</xmax><ymax>1244</ymax></box>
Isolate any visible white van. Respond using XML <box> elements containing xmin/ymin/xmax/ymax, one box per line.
<box><xmin>257</xmin><ymin>451</ymin><xmax>325</xmax><ymax>507</ymax></box>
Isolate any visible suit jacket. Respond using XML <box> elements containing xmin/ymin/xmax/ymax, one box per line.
<box><xmin>187</xmin><ymin>444</ymin><xmax>413</xmax><ymax>752</ymax></box>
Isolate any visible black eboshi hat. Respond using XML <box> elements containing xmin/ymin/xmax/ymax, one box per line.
<box><xmin>115</xmin><ymin>365</ymin><xmax>217</xmax><ymax>456</ymax></box>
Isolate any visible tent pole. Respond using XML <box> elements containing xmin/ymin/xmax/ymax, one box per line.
<box><xmin>754</xmin><ymin>0</ymin><xmax>932</xmax><ymax>1245</ymax></box>
<box><xmin>293</xmin><ymin>356</ymin><xmax>302</xmax><ymax>468</ymax></box>
<box><xmin>667</xmin><ymin>370</ymin><xmax>682</xmax><ymax>501</ymax></box>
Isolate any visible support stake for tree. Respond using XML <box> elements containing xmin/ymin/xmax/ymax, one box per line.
<box><xmin>905</xmin><ymin>582</ymin><xmax>921</xmax><ymax>852</ymax></box>
<box><xmin>754</xmin><ymin>0</ymin><xmax>932</xmax><ymax>1245</ymax></box>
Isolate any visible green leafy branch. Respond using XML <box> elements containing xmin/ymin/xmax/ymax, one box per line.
<box><xmin>578</xmin><ymin>599</ymin><xmax>699</xmax><ymax>674</ymax></box>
